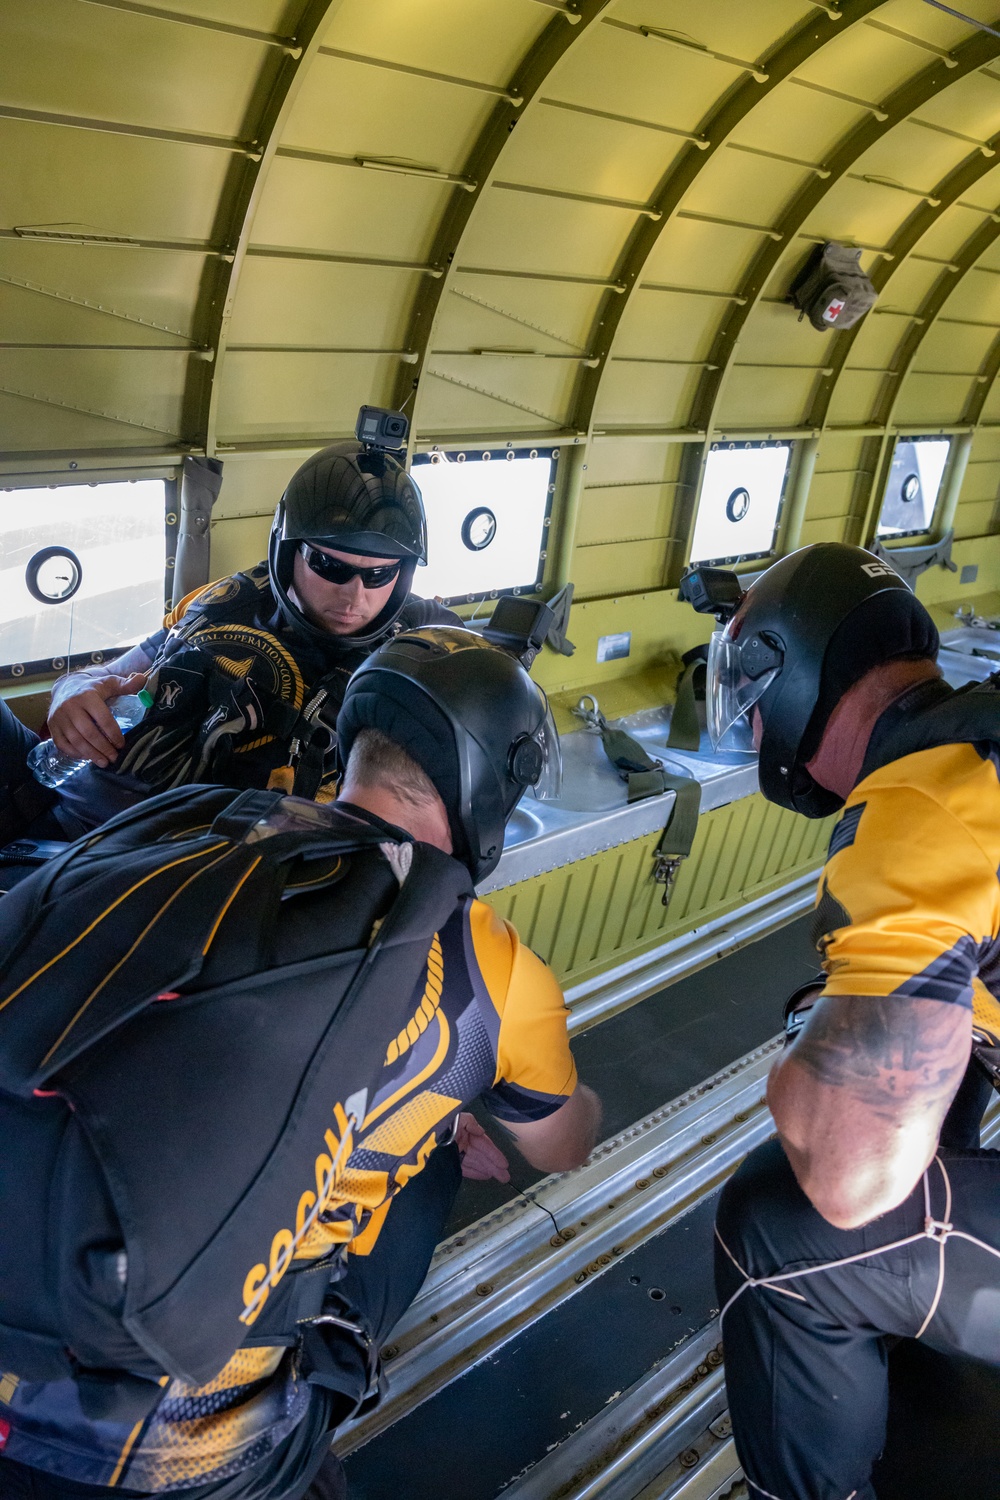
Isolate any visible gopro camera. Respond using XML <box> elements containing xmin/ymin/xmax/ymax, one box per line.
<box><xmin>679</xmin><ymin>566</ymin><xmax>744</xmax><ymax>624</ymax></box>
<box><xmin>355</xmin><ymin>405</ymin><xmax>409</xmax><ymax>451</ymax></box>
<box><xmin>482</xmin><ymin>595</ymin><xmax>556</xmax><ymax>668</ymax></box>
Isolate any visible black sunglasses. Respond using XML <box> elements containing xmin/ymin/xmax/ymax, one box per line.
<box><xmin>299</xmin><ymin>544</ymin><xmax>402</xmax><ymax>590</ymax></box>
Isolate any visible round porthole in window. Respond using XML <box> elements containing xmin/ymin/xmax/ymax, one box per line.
<box><xmin>461</xmin><ymin>506</ymin><xmax>498</xmax><ymax>552</ymax></box>
<box><xmin>725</xmin><ymin>487</ymin><xmax>751</xmax><ymax>523</ymax></box>
<box><xmin>901</xmin><ymin>473</ymin><xmax>920</xmax><ymax>502</ymax></box>
<box><xmin>25</xmin><ymin>546</ymin><xmax>83</xmax><ymax>604</ymax></box>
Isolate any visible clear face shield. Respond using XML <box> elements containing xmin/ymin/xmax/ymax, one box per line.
<box><xmin>527</xmin><ymin>697</ymin><xmax>563</xmax><ymax>802</ymax></box>
<box><xmin>706</xmin><ymin>629</ymin><xmax>780</xmax><ymax>753</ymax></box>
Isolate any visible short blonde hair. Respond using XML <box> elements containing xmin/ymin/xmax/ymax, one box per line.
<box><xmin>344</xmin><ymin>728</ymin><xmax>439</xmax><ymax>809</ymax></box>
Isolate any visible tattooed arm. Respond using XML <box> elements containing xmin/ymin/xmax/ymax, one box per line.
<box><xmin>768</xmin><ymin>995</ymin><xmax>971</xmax><ymax>1228</ymax></box>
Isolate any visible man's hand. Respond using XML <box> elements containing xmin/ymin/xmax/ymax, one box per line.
<box><xmin>455</xmin><ymin>1114</ymin><xmax>510</xmax><ymax>1182</ymax></box>
<box><xmin>768</xmin><ymin>993</ymin><xmax>971</xmax><ymax>1229</ymax></box>
<box><xmin>503</xmin><ymin>1083</ymin><xmax>602</xmax><ymax>1175</ymax></box>
<box><xmin>48</xmin><ymin>670</ymin><xmax>149</xmax><ymax>767</ymax></box>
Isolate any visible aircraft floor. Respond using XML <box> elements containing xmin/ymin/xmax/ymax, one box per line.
<box><xmin>344</xmin><ymin>1193</ymin><xmax>722</xmax><ymax>1500</ymax></box>
<box><xmin>346</xmin><ymin>912</ymin><xmax>1000</xmax><ymax>1498</ymax></box>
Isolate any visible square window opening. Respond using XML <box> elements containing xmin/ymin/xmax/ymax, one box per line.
<box><xmin>877</xmin><ymin>436</ymin><xmax>950</xmax><ymax>539</ymax></box>
<box><xmin>410</xmin><ymin>448</ymin><xmax>557</xmax><ymax>605</ymax></box>
<box><xmin>689</xmin><ymin>442</ymin><xmax>792</xmax><ymax>567</ymax></box>
<box><xmin>0</xmin><ymin>478</ymin><xmax>168</xmax><ymax>678</ymax></box>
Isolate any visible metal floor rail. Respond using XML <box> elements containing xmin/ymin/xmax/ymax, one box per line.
<box><xmin>498</xmin><ymin>1091</ymin><xmax>1000</xmax><ymax>1500</ymax></box>
<box><xmin>336</xmin><ymin>1037</ymin><xmax>781</xmax><ymax>1457</ymax></box>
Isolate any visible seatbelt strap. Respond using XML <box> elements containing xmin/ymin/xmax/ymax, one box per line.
<box><xmin>573</xmin><ymin>696</ymin><xmax>702</xmax><ymax>906</ymax></box>
<box><xmin>666</xmin><ymin>645</ymin><xmax>708</xmax><ymax>752</ymax></box>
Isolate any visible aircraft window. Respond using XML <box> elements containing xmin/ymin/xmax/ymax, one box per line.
<box><xmin>0</xmin><ymin>479</ymin><xmax>168</xmax><ymax>679</ymax></box>
<box><xmin>689</xmin><ymin>442</ymin><xmax>791</xmax><ymax>567</ymax></box>
<box><xmin>876</xmin><ymin>437</ymin><xmax>950</xmax><ymax>538</ymax></box>
<box><xmin>411</xmin><ymin>448</ymin><xmax>556</xmax><ymax>604</ymax></box>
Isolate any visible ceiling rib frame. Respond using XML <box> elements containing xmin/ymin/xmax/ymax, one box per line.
<box><xmin>673</xmin><ymin>26</ymin><xmax>1000</xmax><ymax>573</ymax></box>
<box><xmin>191</xmin><ymin>0</ymin><xmax>347</xmax><ymax>456</ymax></box>
<box><xmin>74</xmin><ymin>0</ymin><xmax>301</xmax><ymax>52</ymax></box>
<box><xmin>566</xmin><ymin>0</ymin><xmax>886</xmax><ymax>454</ymax></box>
<box><xmin>687</xmin><ymin>27</ymin><xmax>1000</xmax><ymax>443</ymax></box>
<box><xmin>808</xmin><ymin>131</ymin><xmax>1000</xmax><ymax>432</ymax></box>
<box><xmin>848</xmin><ymin>209</ymin><xmax>1000</xmax><ymax>543</ymax></box>
<box><xmin>389</xmin><ymin>0</ymin><xmax>614</xmax><ymax>429</ymax></box>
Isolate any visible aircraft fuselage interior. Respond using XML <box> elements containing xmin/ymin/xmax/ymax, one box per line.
<box><xmin>4</xmin><ymin>1</ymin><xmax>1000</xmax><ymax>1496</ymax></box>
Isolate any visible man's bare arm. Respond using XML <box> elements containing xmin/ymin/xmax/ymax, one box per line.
<box><xmin>768</xmin><ymin>994</ymin><xmax>971</xmax><ymax>1229</ymax></box>
<box><xmin>503</xmin><ymin>1084</ymin><xmax>602</xmax><ymax>1174</ymax></box>
<box><xmin>48</xmin><ymin>646</ymin><xmax>152</xmax><ymax>765</ymax></box>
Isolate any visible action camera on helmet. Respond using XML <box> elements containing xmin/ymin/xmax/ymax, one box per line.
<box><xmin>679</xmin><ymin>566</ymin><xmax>744</xmax><ymax>624</ymax></box>
<box><xmin>355</xmin><ymin>405</ymin><xmax>409</xmax><ymax>452</ymax></box>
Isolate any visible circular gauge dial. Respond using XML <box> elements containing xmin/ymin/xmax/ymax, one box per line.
<box><xmin>25</xmin><ymin>546</ymin><xmax>83</xmax><ymax>604</ymax></box>
<box><xmin>725</xmin><ymin>487</ymin><xmax>751</xmax><ymax>523</ymax></box>
<box><xmin>461</xmin><ymin>506</ymin><xmax>498</xmax><ymax>552</ymax></box>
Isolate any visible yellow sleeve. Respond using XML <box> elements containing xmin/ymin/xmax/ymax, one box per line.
<box><xmin>468</xmin><ymin>901</ymin><xmax>577</xmax><ymax>1122</ymax></box>
<box><xmin>819</xmin><ymin>780</ymin><xmax>1000</xmax><ymax>1011</ymax></box>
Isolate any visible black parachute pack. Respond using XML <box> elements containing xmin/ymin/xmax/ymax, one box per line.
<box><xmin>788</xmin><ymin>241</ymin><xmax>878</xmax><ymax>332</ymax></box>
<box><xmin>0</xmin><ymin>784</ymin><xmax>471</xmax><ymax>1406</ymax></box>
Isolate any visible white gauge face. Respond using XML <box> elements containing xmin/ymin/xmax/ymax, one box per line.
<box><xmin>28</xmin><ymin>548</ymin><xmax>82</xmax><ymax>603</ymax></box>
<box><xmin>462</xmin><ymin>507</ymin><xmax>498</xmax><ymax>551</ymax></box>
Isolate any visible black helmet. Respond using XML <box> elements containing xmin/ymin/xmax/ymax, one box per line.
<box><xmin>707</xmin><ymin>543</ymin><xmax>939</xmax><ymax>818</ymax></box>
<box><xmin>337</xmin><ymin>628</ymin><xmax>562</xmax><ymax>881</ymax></box>
<box><xmin>268</xmin><ymin>442</ymin><xmax>428</xmax><ymax>650</ymax></box>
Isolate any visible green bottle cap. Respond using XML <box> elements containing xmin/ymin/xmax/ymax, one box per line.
<box><xmin>138</xmin><ymin>688</ymin><xmax>154</xmax><ymax>709</ymax></box>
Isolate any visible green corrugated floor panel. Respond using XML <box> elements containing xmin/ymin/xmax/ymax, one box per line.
<box><xmin>484</xmin><ymin>792</ymin><xmax>835</xmax><ymax>987</ymax></box>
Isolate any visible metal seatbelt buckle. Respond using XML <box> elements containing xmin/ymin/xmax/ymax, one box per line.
<box><xmin>652</xmin><ymin>851</ymin><xmax>683</xmax><ymax>906</ymax></box>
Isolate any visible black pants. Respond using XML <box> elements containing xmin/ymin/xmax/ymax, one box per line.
<box><xmin>0</xmin><ymin>697</ymin><xmax>65</xmax><ymax>859</ymax></box>
<box><xmin>1</xmin><ymin>1143</ymin><xmax>462</xmax><ymax>1500</ymax></box>
<box><xmin>715</xmin><ymin>1134</ymin><xmax>1000</xmax><ymax>1500</ymax></box>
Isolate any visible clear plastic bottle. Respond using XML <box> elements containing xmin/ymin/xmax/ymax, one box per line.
<box><xmin>28</xmin><ymin>689</ymin><xmax>154</xmax><ymax>789</ymax></box>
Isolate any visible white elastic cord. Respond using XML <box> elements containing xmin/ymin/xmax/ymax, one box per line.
<box><xmin>719</xmin><ymin>1156</ymin><xmax>1000</xmax><ymax>1341</ymax></box>
<box><xmin>746</xmin><ymin>1478</ymin><xmax>858</xmax><ymax>1500</ymax></box>
<box><xmin>915</xmin><ymin>1156</ymin><xmax>953</xmax><ymax>1338</ymax></box>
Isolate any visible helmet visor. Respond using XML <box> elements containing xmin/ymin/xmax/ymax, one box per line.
<box><xmin>529</xmin><ymin>698</ymin><xmax>563</xmax><ymax>802</ymax></box>
<box><xmin>707</xmin><ymin>629</ymin><xmax>779</xmax><ymax>753</ymax></box>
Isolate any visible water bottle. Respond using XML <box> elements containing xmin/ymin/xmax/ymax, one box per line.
<box><xmin>28</xmin><ymin>688</ymin><xmax>154</xmax><ymax>789</ymax></box>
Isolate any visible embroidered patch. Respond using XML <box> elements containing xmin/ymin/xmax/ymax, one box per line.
<box><xmin>0</xmin><ymin>1417</ymin><xmax>10</xmax><ymax>1449</ymax></box>
<box><xmin>828</xmin><ymin>802</ymin><xmax>865</xmax><ymax>860</ymax></box>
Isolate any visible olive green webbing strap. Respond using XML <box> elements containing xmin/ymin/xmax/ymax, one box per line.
<box><xmin>666</xmin><ymin>646</ymin><xmax>708</xmax><ymax>752</ymax></box>
<box><xmin>594</xmin><ymin>723</ymin><xmax>702</xmax><ymax>903</ymax></box>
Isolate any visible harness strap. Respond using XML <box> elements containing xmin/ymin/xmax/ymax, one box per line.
<box><xmin>717</xmin><ymin>1156</ymin><xmax>1000</xmax><ymax>1342</ymax></box>
<box><xmin>574</xmin><ymin>697</ymin><xmax>703</xmax><ymax>906</ymax></box>
<box><xmin>666</xmin><ymin>645</ymin><xmax>708</xmax><ymax>752</ymax></box>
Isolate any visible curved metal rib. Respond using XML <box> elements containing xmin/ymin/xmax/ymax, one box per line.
<box><xmin>185</xmin><ymin>0</ymin><xmax>346</xmax><ymax>455</ymax></box>
<box><xmin>807</xmin><ymin>134</ymin><xmax>1000</xmax><ymax>434</ymax></box>
<box><xmin>847</xmin><ymin>208</ymin><xmax>1000</xmax><ymax>542</ymax></box>
<box><xmin>567</xmin><ymin>0</ymin><xmax>887</xmax><ymax>440</ymax></box>
<box><xmin>683</xmin><ymin>27</ymin><xmax>1000</xmax><ymax>458</ymax></box>
<box><xmin>390</xmin><ymin>0</ymin><xmax>615</xmax><ymax>429</ymax></box>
